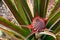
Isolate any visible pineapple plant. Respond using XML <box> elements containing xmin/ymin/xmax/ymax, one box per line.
<box><xmin>0</xmin><ymin>0</ymin><xmax>60</xmax><ymax>40</ymax></box>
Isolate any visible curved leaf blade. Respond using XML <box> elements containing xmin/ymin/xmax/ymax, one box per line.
<box><xmin>48</xmin><ymin>0</ymin><xmax>60</xmax><ymax>19</ymax></box>
<box><xmin>34</xmin><ymin>0</ymin><xmax>38</xmax><ymax>17</ymax></box>
<box><xmin>34</xmin><ymin>0</ymin><xmax>49</xmax><ymax>18</ymax></box>
<box><xmin>4</xmin><ymin>0</ymin><xmax>28</xmax><ymax>25</ymax></box>
<box><xmin>14</xmin><ymin>0</ymin><xmax>31</xmax><ymax>24</ymax></box>
<box><xmin>51</xmin><ymin>20</ymin><xmax>60</xmax><ymax>34</ymax></box>
<box><xmin>39</xmin><ymin>0</ymin><xmax>49</xmax><ymax>18</ymax></box>
<box><xmin>0</xmin><ymin>17</ymin><xmax>30</xmax><ymax>36</ymax></box>
<box><xmin>0</xmin><ymin>28</ymin><xmax>24</xmax><ymax>40</ymax></box>
<box><xmin>19</xmin><ymin>0</ymin><xmax>33</xmax><ymax>21</ymax></box>
<box><xmin>46</xmin><ymin>12</ymin><xmax>60</xmax><ymax>28</ymax></box>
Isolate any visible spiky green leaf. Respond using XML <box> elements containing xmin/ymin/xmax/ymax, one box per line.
<box><xmin>0</xmin><ymin>17</ymin><xmax>30</xmax><ymax>36</ymax></box>
<box><xmin>4</xmin><ymin>0</ymin><xmax>29</xmax><ymax>25</ymax></box>
<box><xmin>39</xmin><ymin>0</ymin><xmax>49</xmax><ymax>18</ymax></box>
<box><xmin>14</xmin><ymin>0</ymin><xmax>31</xmax><ymax>24</ymax></box>
<box><xmin>51</xmin><ymin>20</ymin><xmax>60</xmax><ymax>34</ymax></box>
<box><xmin>46</xmin><ymin>12</ymin><xmax>60</xmax><ymax>28</ymax></box>
<box><xmin>27</xmin><ymin>33</ymin><xmax>35</xmax><ymax>40</ymax></box>
<box><xmin>48</xmin><ymin>0</ymin><xmax>60</xmax><ymax>19</ymax></box>
<box><xmin>19</xmin><ymin>0</ymin><xmax>33</xmax><ymax>21</ymax></box>
<box><xmin>34</xmin><ymin>0</ymin><xmax>38</xmax><ymax>17</ymax></box>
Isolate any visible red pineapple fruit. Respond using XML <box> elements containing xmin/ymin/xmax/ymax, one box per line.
<box><xmin>32</xmin><ymin>16</ymin><xmax>46</xmax><ymax>32</ymax></box>
<box><xmin>27</xmin><ymin>11</ymin><xmax>48</xmax><ymax>33</ymax></box>
<box><xmin>28</xmin><ymin>16</ymin><xmax>47</xmax><ymax>33</ymax></box>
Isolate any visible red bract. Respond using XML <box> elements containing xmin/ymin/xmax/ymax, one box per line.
<box><xmin>28</xmin><ymin>16</ymin><xmax>46</xmax><ymax>32</ymax></box>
